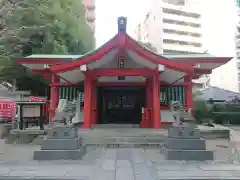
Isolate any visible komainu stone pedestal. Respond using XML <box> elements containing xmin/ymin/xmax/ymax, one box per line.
<box><xmin>163</xmin><ymin>126</ymin><xmax>214</xmax><ymax>161</ymax></box>
<box><xmin>33</xmin><ymin>127</ymin><xmax>86</xmax><ymax>160</ymax></box>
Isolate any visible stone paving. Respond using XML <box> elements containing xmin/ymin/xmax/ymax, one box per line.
<box><xmin>0</xmin><ymin>147</ymin><xmax>239</xmax><ymax>179</ymax></box>
<box><xmin>0</xmin><ymin>125</ymin><xmax>240</xmax><ymax>179</ymax></box>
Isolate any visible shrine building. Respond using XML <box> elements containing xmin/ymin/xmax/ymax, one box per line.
<box><xmin>16</xmin><ymin>17</ymin><xmax>232</xmax><ymax>129</ymax></box>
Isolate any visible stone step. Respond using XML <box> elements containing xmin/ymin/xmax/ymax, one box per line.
<box><xmin>41</xmin><ymin>138</ymin><xmax>82</xmax><ymax>150</ymax></box>
<box><xmin>164</xmin><ymin>148</ymin><xmax>214</xmax><ymax>161</ymax></box>
<box><xmin>83</xmin><ymin>136</ymin><xmax>164</xmax><ymax>142</ymax></box>
<box><xmin>33</xmin><ymin>147</ymin><xmax>86</xmax><ymax>160</ymax></box>
<box><xmin>82</xmin><ymin>136</ymin><xmax>164</xmax><ymax>148</ymax></box>
<box><xmin>164</xmin><ymin>137</ymin><xmax>206</xmax><ymax>150</ymax></box>
<box><xmin>83</xmin><ymin>139</ymin><xmax>164</xmax><ymax>144</ymax></box>
<box><xmin>80</xmin><ymin>132</ymin><xmax>166</xmax><ymax>138</ymax></box>
<box><xmin>85</xmin><ymin>142</ymin><xmax>163</xmax><ymax>148</ymax></box>
<box><xmin>92</xmin><ymin>124</ymin><xmax>140</xmax><ymax>128</ymax></box>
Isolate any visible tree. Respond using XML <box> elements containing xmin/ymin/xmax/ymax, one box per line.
<box><xmin>138</xmin><ymin>41</ymin><xmax>158</xmax><ymax>52</ymax></box>
<box><xmin>0</xmin><ymin>0</ymin><xmax>95</xmax><ymax>94</ymax></box>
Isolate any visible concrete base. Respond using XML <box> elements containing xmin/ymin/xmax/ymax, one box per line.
<box><xmin>164</xmin><ymin>137</ymin><xmax>206</xmax><ymax>150</ymax></box>
<box><xmin>164</xmin><ymin>148</ymin><xmax>214</xmax><ymax>160</ymax></box>
<box><xmin>168</xmin><ymin>127</ymin><xmax>201</xmax><ymax>139</ymax></box>
<box><xmin>30</xmin><ymin>135</ymin><xmax>45</xmax><ymax>145</ymax></box>
<box><xmin>0</xmin><ymin>124</ymin><xmax>12</xmax><ymax>139</ymax></box>
<box><xmin>16</xmin><ymin>134</ymin><xmax>37</xmax><ymax>144</ymax></box>
<box><xmin>4</xmin><ymin>134</ymin><xmax>17</xmax><ymax>144</ymax></box>
<box><xmin>41</xmin><ymin>138</ymin><xmax>82</xmax><ymax>150</ymax></box>
<box><xmin>200</xmin><ymin>129</ymin><xmax>230</xmax><ymax>139</ymax></box>
<box><xmin>47</xmin><ymin>127</ymin><xmax>78</xmax><ymax>139</ymax></box>
<box><xmin>33</xmin><ymin>146</ymin><xmax>86</xmax><ymax>160</ymax></box>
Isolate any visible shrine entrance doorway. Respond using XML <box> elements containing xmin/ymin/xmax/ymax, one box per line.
<box><xmin>98</xmin><ymin>86</ymin><xmax>146</xmax><ymax>124</ymax></box>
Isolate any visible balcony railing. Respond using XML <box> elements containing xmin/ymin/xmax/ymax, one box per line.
<box><xmin>163</xmin><ymin>43</ymin><xmax>203</xmax><ymax>53</ymax></box>
<box><xmin>163</xmin><ymin>33</ymin><xmax>202</xmax><ymax>43</ymax></box>
<box><xmin>85</xmin><ymin>11</ymin><xmax>96</xmax><ymax>22</ymax></box>
<box><xmin>85</xmin><ymin>4</ymin><xmax>95</xmax><ymax>10</ymax></box>
<box><xmin>163</xmin><ymin>23</ymin><xmax>201</xmax><ymax>34</ymax></box>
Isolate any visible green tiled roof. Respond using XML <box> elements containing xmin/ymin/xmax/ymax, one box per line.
<box><xmin>163</xmin><ymin>53</ymin><xmax>215</xmax><ymax>59</ymax></box>
<box><xmin>26</xmin><ymin>54</ymin><xmax>83</xmax><ymax>59</ymax></box>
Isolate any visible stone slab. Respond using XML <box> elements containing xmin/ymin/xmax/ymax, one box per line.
<box><xmin>164</xmin><ymin>137</ymin><xmax>206</xmax><ymax>150</ymax></box>
<box><xmin>15</xmin><ymin>134</ymin><xmax>37</xmax><ymax>144</ymax></box>
<box><xmin>47</xmin><ymin>127</ymin><xmax>77</xmax><ymax>139</ymax></box>
<box><xmin>0</xmin><ymin>123</ymin><xmax>12</xmax><ymax>139</ymax></box>
<box><xmin>168</xmin><ymin>127</ymin><xmax>200</xmax><ymax>139</ymax></box>
<box><xmin>33</xmin><ymin>146</ymin><xmax>86</xmax><ymax>160</ymax></box>
<box><xmin>41</xmin><ymin>138</ymin><xmax>82</xmax><ymax>150</ymax></box>
<box><xmin>164</xmin><ymin>148</ymin><xmax>214</xmax><ymax>161</ymax></box>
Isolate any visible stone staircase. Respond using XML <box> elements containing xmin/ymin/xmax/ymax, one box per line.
<box><xmin>79</xmin><ymin>124</ymin><xmax>165</xmax><ymax>148</ymax></box>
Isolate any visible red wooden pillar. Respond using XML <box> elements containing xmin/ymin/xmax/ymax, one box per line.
<box><xmin>152</xmin><ymin>74</ymin><xmax>161</xmax><ymax>128</ymax></box>
<box><xmin>49</xmin><ymin>74</ymin><xmax>60</xmax><ymax>121</ymax></box>
<box><xmin>91</xmin><ymin>80</ymin><xmax>97</xmax><ymax>124</ymax></box>
<box><xmin>84</xmin><ymin>75</ymin><xmax>92</xmax><ymax>129</ymax></box>
<box><xmin>184</xmin><ymin>75</ymin><xmax>193</xmax><ymax>110</ymax></box>
<box><xmin>146</xmin><ymin>78</ymin><xmax>153</xmax><ymax>128</ymax></box>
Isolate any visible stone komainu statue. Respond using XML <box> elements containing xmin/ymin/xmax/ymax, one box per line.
<box><xmin>169</xmin><ymin>101</ymin><xmax>195</xmax><ymax>125</ymax></box>
<box><xmin>52</xmin><ymin>100</ymin><xmax>76</xmax><ymax>126</ymax></box>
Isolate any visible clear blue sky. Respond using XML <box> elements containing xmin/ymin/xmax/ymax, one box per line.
<box><xmin>95</xmin><ymin>0</ymin><xmax>238</xmax><ymax>56</ymax></box>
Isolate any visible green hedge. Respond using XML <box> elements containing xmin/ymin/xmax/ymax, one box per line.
<box><xmin>211</xmin><ymin>112</ymin><xmax>240</xmax><ymax>124</ymax></box>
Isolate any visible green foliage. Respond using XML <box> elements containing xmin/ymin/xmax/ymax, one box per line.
<box><xmin>192</xmin><ymin>90</ymin><xmax>213</xmax><ymax>123</ymax></box>
<box><xmin>0</xmin><ymin>0</ymin><xmax>95</xmax><ymax>94</ymax></box>
<box><xmin>193</xmin><ymin>99</ymin><xmax>212</xmax><ymax>123</ymax></box>
<box><xmin>2</xmin><ymin>0</ymin><xmax>94</xmax><ymax>57</ymax></box>
<box><xmin>211</xmin><ymin>102</ymin><xmax>240</xmax><ymax>124</ymax></box>
<box><xmin>139</xmin><ymin>42</ymin><xmax>158</xmax><ymax>52</ymax></box>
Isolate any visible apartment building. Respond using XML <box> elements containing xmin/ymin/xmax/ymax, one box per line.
<box><xmin>83</xmin><ymin>0</ymin><xmax>96</xmax><ymax>33</ymax></box>
<box><xmin>134</xmin><ymin>0</ymin><xmax>204</xmax><ymax>54</ymax></box>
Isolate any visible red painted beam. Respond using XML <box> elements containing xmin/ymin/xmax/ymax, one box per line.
<box><xmin>50</xmin><ymin>36</ymin><xmax>118</xmax><ymax>73</ymax></box>
<box><xmin>87</xmin><ymin>68</ymin><xmax>158</xmax><ymax>77</ymax></box>
<box><xmin>97</xmin><ymin>82</ymin><xmax>147</xmax><ymax>86</ymax></box>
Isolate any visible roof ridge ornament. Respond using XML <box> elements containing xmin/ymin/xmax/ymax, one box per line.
<box><xmin>118</xmin><ymin>17</ymin><xmax>127</xmax><ymax>33</ymax></box>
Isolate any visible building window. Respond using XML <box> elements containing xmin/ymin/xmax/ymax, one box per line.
<box><xmin>145</xmin><ymin>12</ymin><xmax>150</xmax><ymax>20</ymax></box>
<box><xmin>163</xmin><ymin>0</ymin><xmax>185</xmax><ymax>6</ymax></box>
<box><xmin>160</xmin><ymin>86</ymin><xmax>185</xmax><ymax>106</ymax></box>
<box><xmin>163</xmin><ymin>49</ymin><xmax>200</xmax><ymax>54</ymax></box>
<box><xmin>162</xmin><ymin>8</ymin><xmax>200</xmax><ymax>18</ymax></box>
<box><xmin>236</xmin><ymin>51</ymin><xmax>240</xmax><ymax>58</ymax></box>
<box><xmin>238</xmin><ymin>73</ymin><xmax>240</xmax><ymax>81</ymax></box>
<box><xmin>163</xmin><ymin>18</ymin><xmax>201</xmax><ymax>28</ymax></box>
<box><xmin>163</xmin><ymin>39</ymin><xmax>202</xmax><ymax>47</ymax></box>
<box><xmin>163</xmin><ymin>28</ymin><xmax>201</xmax><ymax>37</ymax></box>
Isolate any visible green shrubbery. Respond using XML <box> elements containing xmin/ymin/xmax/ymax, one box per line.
<box><xmin>193</xmin><ymin>99</ymin><xmax>212</xmax><ymax>124</ymax></box>
<box><xmin>193</xmin><ymin>93</ymin><xmax>240</xmax><ymax>124</ymax></box>
<box><xmin>211</xmin><ymin>103</ymin><xmax>240</xmax><ymax>124</ymax></box>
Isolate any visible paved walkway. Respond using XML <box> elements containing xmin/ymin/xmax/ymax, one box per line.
<box><xmin>0</xmin><ymin>148</ymin><xmax>239</xmax><ymax>179</ymax></box>
<box><xmin>1</xmin><ymin>124</ymin><xmax>240</xmax><ymax>179</ymax></box>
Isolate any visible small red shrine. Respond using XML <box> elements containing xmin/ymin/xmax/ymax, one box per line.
<box><xmin>16</xmin><ymin>17</ymin><xmax>231</xmax><ymax>129</ymax></box>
